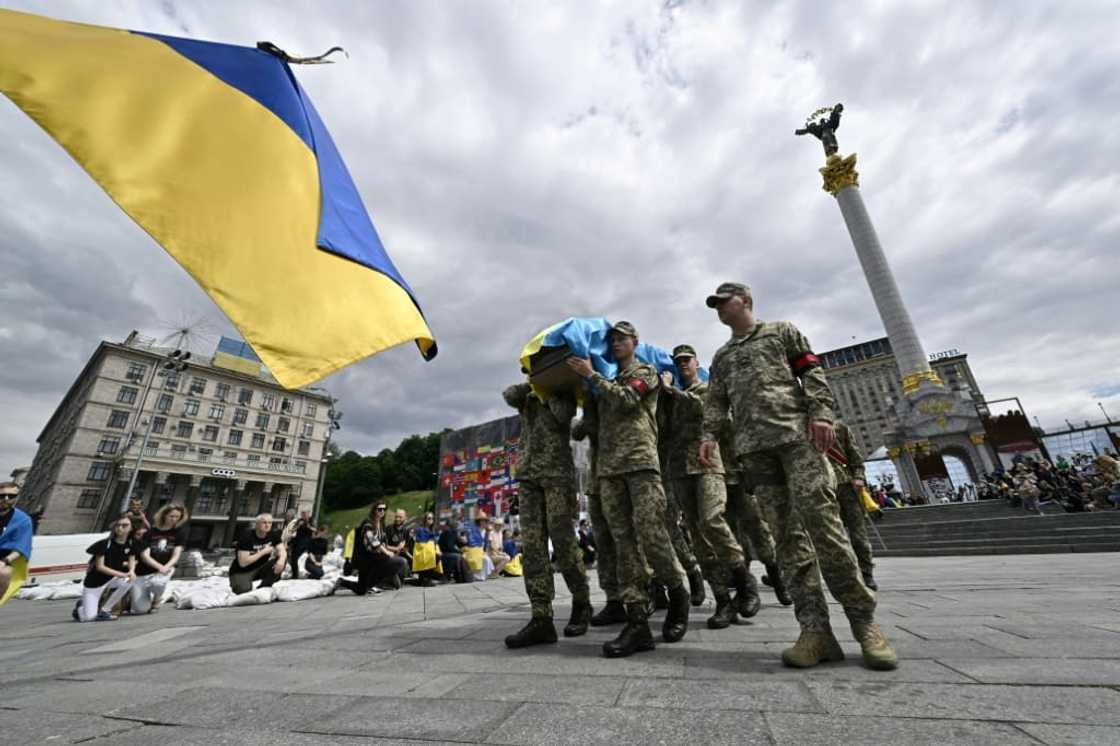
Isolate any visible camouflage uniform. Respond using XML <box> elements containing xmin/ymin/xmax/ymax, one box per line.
<box><xmin>504</xmin><ymin>383</ymin><xmax>589</xmax><ymax>620</ymax></box>
<box><xmin>829</xmin><ymin>421</ymin><xmax>873</xmax><ymax>578</ymax></box>
<box><xmin>572</xmin><ymin>397</ymin><xmax>627</xmax><ymax>606</ymax></box>
<box><xmin>702</xmin><ymin>319</ymin><xmax>876</xmax><ymax>633</ymax></box>
<box><xmin>590</xmin><ymin>360</ymin><xmax>685</xmax><ymax>605</ymax></box>
<box><xmin>662</xmin><ymin>380</ymin><xmax>743</xmax><ymax>589</ymax></box>
<box><xmin>720</xmin><ymin>422</ymin><xmax>777</xmax><ymax>568</ymax></box>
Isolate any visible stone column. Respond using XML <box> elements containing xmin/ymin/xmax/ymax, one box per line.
<box><xmin>821</xmin><ymin>153</ymin><xmax>943</xmax><ymax>396</ymax></box>
<box><xmin>184</xmin><ymin>474</ymin><xmax>202</xmax><ymax>515</ymax></box>
<box><xmin>223</xmin><ymin>478</ymin><xmax>247</xmax><ymax>547</ymax></box>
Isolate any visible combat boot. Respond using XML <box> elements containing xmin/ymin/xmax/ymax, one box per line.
<box><xmin>563</xmin><ymin>602</ymin><xmax>592</xmax><ymax>637</ymax></box>
<box><xmin>602</xmin><ymin>604</ymin><xmax>655</xmax><ymax>658</ymax></box>
<box><xmin>662</xmin><ymin>583</ymin><xmax>691</xmax><ymax>643</ymax></box>
<box><xmin>687</xmin><ymin>568</ymin><xmax>706</xmax><ymax>607</ymax></box>
<box><xmin>732</xmin><ymin>564</ymin><xmax>761</xmax><ymax>619</ymax></box>
<box><xmin>861</xmin><ymin>570</ymin><xmax>878</xmax><ymax>591</ymax></box>
<box><xmin>651</xmin><ymin>582</ymin><xmax>670</xmax><ymax>610</ymax></box>
<box><xmin>504</xmin><ymin>617</ymin><xmax>558</xmax><ymax>649</ymax></box>
<box><xmin>851</xmin><ymin>621</ymin><xmax>898</xmax><ymax>670</ymax></box>
<box><xmin>780</xmin><ymin>628</ymin><xmax>845</xmax><ymax>668</ymax></box>
<box><xmin>707</xmin><ymin>592</ymin><xmax>737</xmax><ymax>629</ymax></box>
<box><xmin>764</xmin><ymin>563</ymin><xmax>793</xmax><ymax>606</ymax></box>
<box><xmin>590</xmin><ymin>600</ymin><xmax>627</xmax><ymax>627</ymax></box>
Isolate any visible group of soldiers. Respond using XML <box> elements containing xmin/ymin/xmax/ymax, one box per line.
<box><xmin>501</xmin><ymin>282</ymin><xmax>896</xmax><ymax>670</ymax></box>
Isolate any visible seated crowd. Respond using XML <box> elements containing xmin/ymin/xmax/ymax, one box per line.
<box><xmin>978</xmin><ymin>453</ymin><xmax>1120</xmax><ymax>513</ymax></box>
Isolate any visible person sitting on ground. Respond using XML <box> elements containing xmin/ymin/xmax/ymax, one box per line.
<box><xmin>229</xmin><ymin>513</ymin><xmax>286</xmax><ymax>595</ymax></box>
<box><xmin>486</xmin><ymin>518</ymin><xmax>511</xmax><ymax>578</ymax></box>
<box><xmin>285</xmin><ymin>510</ymin><xmax>315</xmax><ymax>578</ymax></box>
<box><xmin>502</xmin><ymin>528</ymin><xmax>520</xmax><ymax>560</ymax></box>
<box><xmin>303</xmin><ymin>537</ymin><xmax>328</xmax><ymax>580</ymax></box>
<box><xmin>0</xmin><ymin>483</ymin><xmax>33</xmax><ymax>606</ymax></box>
<box><xmin>438</xmin><ymin>519</ymin><xmax>465</xmax><ymax>583</ymax></box>
<box><xmin>465</xmin><ymin>513</ymin><xmax>494</xmax><ymax>580</ymax></box>
<box><xmin>385</xmin><ymin>509</ymin><xmax>413</xmax><ymax>575</ymax></box>
<box><xmin>339</xmin><ymin>502</ymin><xmax>409</xmax><ymax>594</ymax></box>
<box><xmin>131</xmin><ymin>503</ymin><xmax>188</xmax><ymax>614</ymax></box>
<box><xmin>412</xmin><ymin>512</ymin><xmax>444</xmax><ymax>587</ymax></box>
<box><xmin>75</xmin><ymin>514</ymin><xmax>137</xmax><ymax>622</ymax></box>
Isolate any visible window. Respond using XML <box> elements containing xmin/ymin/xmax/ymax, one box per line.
<box><xmin>209</xmin><ymin>403</ymin><xmax>225</xmax><ymax>420</ymax></box>
<box><xmin>238</xmin><ymin>387</ymin><xmax>253</xmax><ymax>405</ymax></box>
<box><xmin>171</xmin><ymin>444</ymin><xmax>188</xmax><ymax>458</ymax></box>
<box><xmin>151</xmin><ymin>416</ymin><xmax>166</xmax><ymax>434</ymax></box>
<box><xmin>183</xmin><ymin>399</ymin><xmax>200</xmax><ymax>416</ymax></box>
<box><xmin>189</xmin><ymin>377</ymin><xmax>207</xmax><ymax>395</ymax></box>
<box><xmin>144</xmin><ymin>441</ymin><xmax>159</xmax><ymax>456</ymax></box>
<box><xmin>157</xmin><ymin>394</ymin><xmax>174</xmax><ymax>413</ymax></box>
<box><xmin>96</xmin><ymin>436</ymin><xmax>121</xmax><ymax>455</ymax></box>
<box><xmin>301</xmin><ymin>423</ymin><xmax>314</xmax><ymax>438</ymax></box>
<box><xmin>202</xmin><ymin>425</ymin><xmax>219</xmax><ymax>442</ymax></box>
<box><xmin>176</xmin><ymin>421</ymin><xmax>194</xmax><ymax>438</ymax></box>
<box><xmin>277</xmin><ymin>417</ymin><xmax>290</xmax><ymax>433</ymax></box>
<box><xmin>255</xmin><ymin>413</ymin><xmax>270</xmax><ymax>430</ymax></box>
<box><xmin>125</xmin><ymin>363</ymin><xmax>147</xmax><ymax>382</ymax></box>
<box><xmin>269</xmin><ymin>456</ymin><xmax>283</xmax><ymax>470</ymax></box>
<box><xmin>106</xmin><ymin>410</ymin><xmax>129</xmax><ymax>429</ymax></box>
<box><xmin>298</xmin><ymin>440</ymin><xmax>310</xmax><ymax>456</ymax></box>
<box><xmin>197</xmin><ymin>481</ymin><xmax>215</xmax><ymax>512</ymax></box>
<box><xmin>272</xmin><ymin>437</ymin><xmax>287</xmax><ymax>452</ymax></box>
<box><xmin>251</xmin><ymin>433</ymin><xmax>265</xmax><ymax>449</ymax></box>
<box><xmin>261</xmin><ymin>393</ymin><xmax>276</xmax><ymax>411</ymax></box>
<box><xmin>228</xmin><ymin>429</ymin><xmax>243</xmax><ymax>446</ymax></box>
<box><xmin>247</xmin><ymin>454</ymin><xmax>261</xmax><ymax>467</ymax></box>
<box><xmin>87</xmin><ymin>461</ymin><xmax>111</xmax><ymax>481</ymax></box>
<box><xmin>215</xmin><ymin>382</ymin><xmax>231</xmax><ymax>401</ymax></box>
<box><xmin>77</xmin><ymin>488</ymin><xmax>101</xmax><ymax>509</ymax></box>
<box><xmin>306</xmin><ymin>403</ymin><xmax>317</xmax><ymax>418</ymax></box>
<box><xmin>198</xmin><ymin>447</ymin><xmax>213</xmax><ymax>462</ymax></box>
<box><xmin>157</xmin><ymin>482</ymin><xmax>174</xmax><ymax>505</ymax></box>
<box><xmin>223</xmin><ymin>450</ymin><xmax>238</xmax><ymax>464</ymax></box>
<box><xmin>295</xmin><ymin>461</ymin><xmax>307</xmax><ymax>474</ymax></box>
<box><xmin>164</xmin><ymin>371</ymin><xmax>180</xmax><ymax>390</ymax></box>
<box><xmin>117</xmin><ymin>386</ymin><xmax>138</xmax><ymax>404</ymax></box>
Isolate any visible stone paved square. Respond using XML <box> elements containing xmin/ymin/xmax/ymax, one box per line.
<box><xmin>2</xmin><ymin>553</ymin><xmax>1118</xmax><ymax>744</ymax></box>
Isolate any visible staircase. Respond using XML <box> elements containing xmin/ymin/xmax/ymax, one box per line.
<box><xmin>870</xmin><ymin>500</ymin><xmax>1120</xmax><ymax>557</ymax></box>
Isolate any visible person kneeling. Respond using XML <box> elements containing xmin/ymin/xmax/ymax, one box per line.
<box><xmin>229</xmin><ymin>514</ymin><xmax>286</xmax><ymax>595</ymax></box>
<box><xmin>75</xmin><ymin>515</ymin><xmax>136</xmax><ymax>622</ymax></box>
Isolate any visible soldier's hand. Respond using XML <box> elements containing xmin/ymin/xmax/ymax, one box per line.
<box><xmin>565</xmin><ymin>357</ymin><xmax>595</xmax><ymax>379</ymax></box>
<box><xmin>660</xmin><ymin>371</ymin><xmax>675</xmax><ymax>389</ymax></box>
<box><xmin>851</xmin><ymin>479</ymin><xmax>865</xmax><ymax>489</ymax></box>
<box><xmin>699</xmin><ymin>439</ymin><xmax>717</xmax><ymax>468</ymax></box>
<box><xmin>807</xmin><ymin>420</ymin><xmax>836</xmax><ymax>453</ymax></box>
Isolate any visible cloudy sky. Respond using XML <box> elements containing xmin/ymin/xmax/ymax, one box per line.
<box><xmin>2</xmin><ymin>0</ymin><xmax>1118</xmax><ymax>472</ymax></box>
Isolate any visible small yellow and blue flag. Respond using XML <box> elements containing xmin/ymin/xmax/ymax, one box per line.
<box><xmin>0</xmin><ymin>9</ymin><xmax>436</xmax><ymax>388</ymax></box>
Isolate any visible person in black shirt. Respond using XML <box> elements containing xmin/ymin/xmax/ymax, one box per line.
<box><xmin>76</xmin><ymin>514</ymin><xmax>136</xmax><ymax>622</ymax></box>
<box><xmin>286</xmin><ymin>509</ymin><xmax>315</xmax><ymax>578</ymax></box>
<box><xmin>339</xmin><ymin>503</ymin><xmax>408</xmax><ymax>595</ymax></box>
<box><xmin>384</xmin><ymin>509</ymin><xmax>413</xmax><ymax>577</ymax></box>
<box><xmin>131</xmin><ymin>503</ymin><xmax>189</xmax><ymax>613</ymax></box>
<box><xmin>578</xmin><ymin>519</ymin><xmax>596</xmax><ymax>567</ymax></box>
<box><xmin>303</xmin><ymin>537</ymin><xmax>328</xmax><ymax>580</ymax></box>
<box><xmin>438</xmin><ymin>519</ymin><xmax>465</xmax><ymax>583</ymax></box>
<box><xmin>229</xmin><ymin>513</ymin><xmax>286</xmax><ymax>595</ymax></box>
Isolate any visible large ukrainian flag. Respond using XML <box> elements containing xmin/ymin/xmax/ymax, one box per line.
<box><xmin>0</xmin><ymin>9</ymin><xmax>436</xmax><ymax>388</ymax></box>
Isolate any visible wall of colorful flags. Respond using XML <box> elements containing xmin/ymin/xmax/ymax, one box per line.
<box><xmin>436</xmin><ymin>415</ymin><xmax>522</xmax><ymax>522</ymax></box>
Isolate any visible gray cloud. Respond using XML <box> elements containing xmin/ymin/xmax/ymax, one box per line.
<box><xmin>1</xmin><ymin>0</ymin><xmax>1118</xmax><ymax>472</ymax></box>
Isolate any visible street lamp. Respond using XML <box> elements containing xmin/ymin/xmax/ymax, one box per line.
<box><xmin>306</xmin><ymin>386</ymin><xmax>342</xmax><ymax>525</ymax></box>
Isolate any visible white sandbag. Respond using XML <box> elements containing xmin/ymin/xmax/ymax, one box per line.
<box><xmin>273</xmin><ymin>578</ymin><xmax>335</xmax><ymax>602</ymax></box>
<box><xmin>176</xmin><ymin>587</ymin><xmax>233</xmax><ymax>610</ymax></box>
<box><xmin>48</xmin><ymin>585</ymin><xmax>83</xmax><ymax>600</ymax></box>
<box><xmin>229</xmin><ymin>586</ymin><xmax>275</xmax><ymax>606</ymax></box>
<box><xmin>18</xmin><ymin>585</ymin><xmax>56</xmax><ymax>600</ymax></box>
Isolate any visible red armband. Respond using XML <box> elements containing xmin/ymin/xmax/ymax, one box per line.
<box><xmin>627</xmin><ymin>378</ymin><xmax>650</xmax><ymax>396</ymax></box>
<box><xmin>790</xmin><ymin>353</ymin><xmax>819</xmax><ymax>375</ymax></box>
<box><xmin>826</xmin><ymin>446</ymin><xmax>849</xmax><ymax>467</ymax></box>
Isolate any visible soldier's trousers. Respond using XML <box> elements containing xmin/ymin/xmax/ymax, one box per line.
<box><xmin>672</xmin><ymin>474</ymin><xmax>744</xmax><ymax>589</ymax></box>
<box><xmin>600</xmin><ymin>470</ymin><xmax>686</xmax><ymax>605</ymax></box>
<box><xmin>665</xmin><ymin>484</ymin><xmax>700</xmax><ymax>576</ymax></box>
<box><xmin>519</xmin><ymin>478</ymin><xmax>590</xmax><ymax>619</ymax></box>
<box><xmin>740</xmin><ymin>441</ymin><xmax>876</xmax><ymax>632</ymax></box>
<box><xmin>725</xmin><ymin>480</ymin><xmax>777</xmax><ymax>568</ymax></box>
<box><xmin>587</xmin><ymin>489</ymin><xmax>620</xmax><ymax>603</ymax></box>
<box><xmin>837</xmin><ymin>484</ymin><xmax>874</xmax><ymax>576</ymax></box>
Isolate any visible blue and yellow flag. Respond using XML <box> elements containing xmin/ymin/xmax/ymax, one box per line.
<box><xmin>0</xmin><ymin>10</ymin><xmax>436</xmax><ymax>388</ymax></box>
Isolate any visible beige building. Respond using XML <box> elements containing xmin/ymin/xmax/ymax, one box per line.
<box><xmin>19</xmin><ymin>333</ymin><xmax>333</xmax><ymax>547</ymax></box>
<box><xmin>820</xmin><ymin>337</ymin><xmax>985</xmax><ymax>456</ymax></box>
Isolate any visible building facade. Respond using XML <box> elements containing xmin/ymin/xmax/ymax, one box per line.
<box><xmin>19</xmin><ymin>333</ymin><xmax>333</xmax><ymax>547</ymax></box>
<box><xmin>820</xmin><ymin>337</ymin><xmax>986</xmax><ymax>456</ymax></box>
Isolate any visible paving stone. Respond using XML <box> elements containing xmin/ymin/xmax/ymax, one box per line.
<box><xmin>485</xmin><ymin>702</ymin><xmax>772</xmax><ymax>745</ymax></box>
<box><xmin>441</xmin><ymin>673</ymin><xmax>628</xmax><ymax>706</ymax></box>
<box><xmin>766</xmin><ymin>713</ymin><xmax>1038</xmax><ymax>745</ymax></box>
<box><xmin>111</xmin><ymin>687</ymin><xmax>356</xmax><ymax>729</ymax></box>
<box><xmin>304</xmin><ymin>696</ymin><xmax>518</xmax><ymax>741</ymax></box>
<box><xmin>683</xmin><ymin>651</ymin><xmax>974</xmax><ymax>683</ymax></box>
<box><xmin>4</xmin><ymin>679</ymin><xmax>184</xmax><ymax>714</ymax></box>
<box><xmin>938</xmin><ymin>657</ymin><xmax>1120</xmax><ymax>686</ymax></box>
<box><xmin>368</xmin><ymin>648</ymin><xmax>688</xmax><ymax>678</ymax></box>
<box><xmin>299</xmin><ymin>671</ymin><xmax>468</xmax><ymax>698</ymax></box>
<box><xmin>99</xmin><ymin>724</ymin><xmax>462</xmax><ymax>745</ymax></box>
<box><xmin>808</xmin><ymin>680</ymin><xmax>1120</xmax><ymax>725</ymax></box>
<box><xmin>619</xmin><ymin>676</ymin><xmax>821</xmax><ymax>712</ymax></box>
<box><xmin>1016</xmin><ymin>723</ymin><xmax>1120</xmax><ymax>746</ymax></box>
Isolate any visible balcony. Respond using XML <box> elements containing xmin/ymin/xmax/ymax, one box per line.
<box><xmin>139</xmin><ymin>446</ymin><xmax>308</xmax><ymax>474</ymax></box>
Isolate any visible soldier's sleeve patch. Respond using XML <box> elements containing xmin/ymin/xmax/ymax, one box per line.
<box><xmin>790</xmin><ymin>353</ymin><xmax>820</xmax><ymax>375</ymax></box>
<box><xmin>627</xmin><ymin>378</ymin><xmax>650</xmax><ymax>396</ymax></box>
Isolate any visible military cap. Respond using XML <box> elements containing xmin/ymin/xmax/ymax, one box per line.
<box><xmin>671</xmin><ymin>344</ymin><xmax>696</xmax><ymax>360</ymax></box>
<box><xmin>609</xmin><ymin>320</ymin><xmax>639</xmax><ymax>339</ymax></box>
<box><xmin>705</xmin><ymin>282</ymin><xmax>752</xmax><ymax>308</ymax></box>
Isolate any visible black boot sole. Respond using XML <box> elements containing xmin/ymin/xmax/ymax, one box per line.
<box><xmin>602</xmin><ymin>639</ymin><xmax>655</xmax><ymax>658</ymax></box>
<box><xmin>707</xmin><ymin>617</ymin><xmax>732</xmax><ymax>630</ymax></box>
<box><xmin>504</xmin><ymin>637</ymin><xmax>558</xmax><ymax>649</ymax></box>
<box><xmin>563</xmin><ymin>625</ymin><xmax>589</xmax><ymax>637</ymax></box>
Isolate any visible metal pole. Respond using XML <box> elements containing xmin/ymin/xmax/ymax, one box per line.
<box><xmin>97</xmin><ymin>356</ymin><xmax>159</xmax><ymax>528</ymax></box>
<box><xmin>312</xmin><ymin>432</ymin><xmax>331</xmax><ymax>526</ymax></box>
<box><xmin>1099</xmin><ymin>402</ymin><xmax>1113</xmax><ymax>424</ymax></box>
